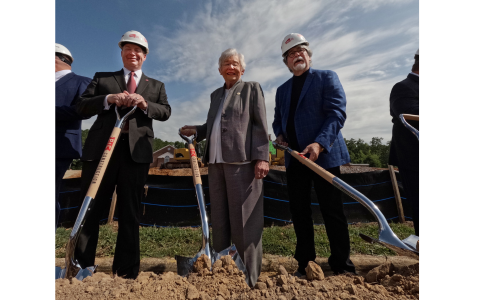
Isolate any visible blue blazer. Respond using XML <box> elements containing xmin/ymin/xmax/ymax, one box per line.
<box><xmin>56</xmin><ymin>72</ymin><xmax>91</xmax><ymax>159</ymax></box>
<box><xmin>272</xmin><ymin>68</ymin><xmax>350</xmax><ymax>169</ymax></box>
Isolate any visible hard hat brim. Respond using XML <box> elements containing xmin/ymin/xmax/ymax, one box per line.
<box><xmin>119</xmin><ymin>41</ymin><xmax>149</xmax><ymax>54</ymax></box>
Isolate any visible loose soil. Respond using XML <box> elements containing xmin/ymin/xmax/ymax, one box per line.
<box><xmin>56</xmin><ymin>255</ymin><xmax>418</xmax><ymax>299</ymax></box>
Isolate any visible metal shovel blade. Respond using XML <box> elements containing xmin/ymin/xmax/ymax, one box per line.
<box><xmin>55</xmin><ymin>264</ymin><xmax>97</xmax><ymax>280</ymax></box>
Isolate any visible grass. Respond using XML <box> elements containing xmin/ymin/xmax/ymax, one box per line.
<box><xmin>56</xmin><ymin>222</ymin><xmax>415</xmax><ymax>259</ymax></box>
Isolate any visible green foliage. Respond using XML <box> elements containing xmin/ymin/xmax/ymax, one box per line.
<box><xmin>344</xmin><ymin>137</ymin><xmax>391</xmax><ymax>168</ymax></box>
<box><xmin>56</xmin><ymin>222</ymin><xmax>415</xmax><ymax>258</ymax></box>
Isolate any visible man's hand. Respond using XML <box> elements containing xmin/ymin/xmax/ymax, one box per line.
<box><xmin>300</xmin><ymin>142</ymin><xmax>322</xmax><ymax>162</ymax></box>
<box><xmin>274</xmin><ymin>134</ymin><xmax>288</xmax><ymax>147</ymax></box>
<box><xmin>129</xmin><ymin>93</ymin><xmax>148</xmax><ymax>110</ymax></box>
<box><xmin>180</xmin><ymin>125</ymin><xmax>197</xmax><ymax>136</ymax></box>
<box><xmin>107</xmin><ymin>92</ymin><xmax>130</xmax><ymax>107</ymax></box>
<box><xmin>254</xmin><ymin>160</ymin><xmax>269</xmax><ymax>179</ymax></box>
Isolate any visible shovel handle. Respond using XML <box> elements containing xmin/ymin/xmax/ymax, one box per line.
<box><xmin>188</xmin><ymin>143</ymin><xmax>202</xmax><ymax>185</ymax></box>
<box><xmin>85</xmin><ymin>105</ymin><xmax>137</xmax><ymax>198</ymax></box>
<box><xmin>402</xmin><ymin>114</ymin><xmax>419</xmax><ymax>121</ymax></box>
<box><xmin>272</xmin><ymin>142</ymin><xmax>335</xmax><ymax>182</ymax></box>
<box><xmin>85</xmin><ymin>127</ymin><xmax>121</xmax><ymax>198</ymax></box>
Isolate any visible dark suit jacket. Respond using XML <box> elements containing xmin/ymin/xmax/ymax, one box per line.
<box><xmin>56</xmin><ymin>72</ymin><xmax>91</xmax><ymax>159</ymax></box>
<box><xmin>195</xmin><ymin>80</ymin><xmax>269</xmax><ymax>164</ymax></box>
<box><xmin>388</xmin><ymin>73</ymin><xmax>419</xmax><ymax>171</ymax></box>
<box><xmin>77</xmin><ymin>69</ymin><xmax>171</xmax><ymax>163</ymax></box>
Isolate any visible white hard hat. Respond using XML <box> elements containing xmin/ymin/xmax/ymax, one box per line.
<box><xmin>55</xmin><ymin>43</ymin><xmax>73</xmax><ymax>64</ymax></box>
<box><xmin>415</xmin><ymin>49</ymin><xmax>419</xmax><ymax>55</ymax></box>
<box><xmin>118</xmin><ymin>30</ymin><xmax>149</xmax><ymax>54</ymax></box>
<box><xmin>281</xmin><ymin>33</ymin><xmax>309</xmax><ymax>57</ymax></box>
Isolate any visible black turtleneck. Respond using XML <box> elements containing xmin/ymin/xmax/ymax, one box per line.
<box><xmin>286</xmin><ymin>70</ymin><xmax>309</xmax><ymax>151</ymax></box>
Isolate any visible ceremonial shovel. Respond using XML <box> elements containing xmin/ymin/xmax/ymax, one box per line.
<box><xmin>56</xmin><ymin>106</ymin><xmax>137</xmax><ymax>280</ymax></box>
<box><xmin>272</xmin><ymin>141</ymin><xmax>419</xmax><ymax>258</ymax></box>
<box><xmin>399</xmin><ymin>114</ymin><xmax>419</xmax><ymax>140</ymax></box>
<box><xmin>175</xmin><ymin>129</ymin><xmax>248</xmax><ymax>277</ymax></box>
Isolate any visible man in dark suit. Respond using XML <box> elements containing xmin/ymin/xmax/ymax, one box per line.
<box><xmin>273</xmin><ymin>33</ymin><xmax>355</xmax><ymax>276</ymax></box>
<box><xmin>389</xmin><ymin>49</ymin><xmax>419</xmax><ymax>236</ymax></box>
<box><xmin>76</xmin><ymin>30</ymin><xmax>171</xmax><ymax>279</ymax></box>
<box><xmin>56</xmin><ymin>43</ymin><xmax>91</xmax><ymax>230</ymax></box>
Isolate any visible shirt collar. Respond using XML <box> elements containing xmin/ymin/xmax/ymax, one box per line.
<box><xmin>55</xmin><ymin>70</ymin><xmax>72</xmax><ymax>82</ymax></box>
<box><xmin>123</xmin><ymin>67</ymin><xmax>142</xmax><ymax>78</ymax></box>
<box><xmin>410</xmin><ymin>72</ymin><xmax>419</xmax><ymax>77</ymax></box>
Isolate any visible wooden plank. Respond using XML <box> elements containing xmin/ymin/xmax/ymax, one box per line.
<box><xmin>107</xmin><ymin>186</ymin><xmax>118</xmax><ymax>224</ymax></box>
<box><xmin>388</xmin><ymin>165</ymin><xmax>405</xmax><ymax>222</ymax></box>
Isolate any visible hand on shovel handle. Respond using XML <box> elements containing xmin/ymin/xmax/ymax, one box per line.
<box><xmin>180</xmin><ymin>125</ymin><xmax>196</xmax><ymax>137</ymax></box>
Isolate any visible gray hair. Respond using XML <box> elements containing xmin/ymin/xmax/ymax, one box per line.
<box><xmin>218</xmin><ymin>48</ymin><xmax>246</xmax><ymax>70</ymax></box>
<box><xmin>282</xmin><ymin>44</ymin><xmax>313</xmax><ymax>73</ymax></box>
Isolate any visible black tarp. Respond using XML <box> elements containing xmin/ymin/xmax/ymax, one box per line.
<box><xmin>58</xmin><ymin>169</ymin><xmax>413</xmax><ymax>228</ymax></box>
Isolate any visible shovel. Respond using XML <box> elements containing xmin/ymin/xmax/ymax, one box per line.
<box><xmin>400</xmin><ymin>114</ymin><xmax>419</xmax><ymax>140</ymax></box>
<box><xmin>56</xmin><ymin>105</ymin><xmax>138</xmax><ymax>280</ymax></box>
<box><xmin>272</xmin><ymin>141</ymin><xmax>419</xmax><ymax>259</ymax></box>
<box><xmin>175</xmin><ymin>129</ymin><xmax>248</xmax><ymax>278</ymax></box>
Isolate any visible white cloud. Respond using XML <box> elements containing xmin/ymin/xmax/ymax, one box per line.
<box><xmin>83</xmin><ymin>0</ymin><xmax>418</xmax><ymax>145</ymax></box>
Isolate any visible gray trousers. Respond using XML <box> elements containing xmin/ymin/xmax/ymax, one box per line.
<box><xmin>208</xmin><ymin>162</ymin><xmax>263</xmax><ymax>287</ymax></box>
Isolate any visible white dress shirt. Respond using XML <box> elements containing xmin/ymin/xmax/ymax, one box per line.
<box><xmin>104</xmin><ymin>67</ymin><xmax>147</xmax><ymax>114</ymax></box>
<box><xmin>55</xmin><ymin>70</ymin><xmax>72</xmax><ymax>82</ymax></box>
<box><xmin>208</xmin><ymin>85</ymin><xmax>250</xmax><ymax>165</ymax></box>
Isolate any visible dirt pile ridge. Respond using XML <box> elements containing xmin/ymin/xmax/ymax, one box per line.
<box><xmin>56</xmin><ymin>256</ymin><xmax>419</xmax><ymax>300</ymax></box>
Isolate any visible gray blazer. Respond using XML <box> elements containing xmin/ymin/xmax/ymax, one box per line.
<box><xmin>196</xmin><ymin>80</ymin><xmax>269</xmax><ymax>164</ymax></box>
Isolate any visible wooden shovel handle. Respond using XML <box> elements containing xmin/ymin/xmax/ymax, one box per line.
<box><xmin>289</xmin><ymin>150</ymin><xmax>336</xmax><ymax>183</ymax></box>
<box><xmin>402</xmin><ymin>114</ymin><xmax>419</xmax><ymax>121</ymax></box>
<box><xmin>188</xmin><ymin>143</ymin><xmax>202</xmax><ymax>186</ymax></box>
<box><xmin>86</xmin><ymin>127</ymin><xmax>122</xmax><ymax>198</ymax></box>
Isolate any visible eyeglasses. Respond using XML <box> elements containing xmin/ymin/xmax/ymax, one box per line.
<box><xmin>287</xmin><ymin>48</ymin><xmax>306</xmax><ymax>58</ymax></box>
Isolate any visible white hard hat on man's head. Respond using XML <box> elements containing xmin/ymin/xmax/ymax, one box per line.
<box><xmin>281</xmin><ymin>33</ymin><xmax>309</xmax><ymax>57</ymax></box>
<box><xmin>55</xmin><ymin>43</ymin><xmax>73</xmax><ymax>64</ymax></box>
<box><xmin>118</xmin><ymin>30</ymin><xmax>149</xmax><ymax>54</ymax></box>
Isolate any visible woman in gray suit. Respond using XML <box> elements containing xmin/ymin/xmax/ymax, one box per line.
<box><xmin>181</xmin><ymin>48</ymin><xmax>269</xmax><ymax>287</ymax></box>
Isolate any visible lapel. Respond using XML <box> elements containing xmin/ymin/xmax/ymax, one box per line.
<box><xmin>55</xmin><ymin>72</ymin><xmax>75</xmax><ymax>88</ymax></box>
<box><xmin>113</xmin><ymin>69</ymin><xmax>127</xmax><ymax>92</ymax></box>
<box><xmin>296</xmin><ymin>68</ymin><xmax>314</xmax><ymax>110</ymax></box>
<box><xmin>135</xmin><ymin>72</ymin><xmax>149</xmax><ymax>95</ymax></box>
<box><xmin>222</xmin><ymin>80</ymin><xmax>244</xmax><ymax>113</ymax></box>
<box><xmin>206</xmin><ymin>86</ymin><xmax>225</xmax><ymax>134</ymax></box>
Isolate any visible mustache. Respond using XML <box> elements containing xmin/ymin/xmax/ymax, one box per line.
<box><xmin>293</xmin><ymin>56</ymin><xmax>305</xmax><ymax>64</ymax></box>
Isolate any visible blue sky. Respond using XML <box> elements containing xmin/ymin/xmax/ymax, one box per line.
<box><xmin>57</xmin><ymin>0</ymin><xmax>419</xmax><ymax>144</ymax></box>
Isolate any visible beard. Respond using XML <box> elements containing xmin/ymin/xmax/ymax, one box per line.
<box><xmin>292</xmin><ymin>62</ymin><xmax>306</xmax><ymax>71</ymax></box>
<box><xmin>292</xmin><ymin>57</ymin><xmax>307</xmax><ymax>71</ymax></box>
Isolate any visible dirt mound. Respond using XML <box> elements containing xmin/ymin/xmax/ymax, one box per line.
<box><xmin>56</xmin><ymin>257</ymin><xmax>419</xmax><ymax>300</ymax></box>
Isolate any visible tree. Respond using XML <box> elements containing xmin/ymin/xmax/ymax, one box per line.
<box><xmin>343</xmin><ymin>137</ymin><xmax>391</xmax><ymax>168</ymax></box>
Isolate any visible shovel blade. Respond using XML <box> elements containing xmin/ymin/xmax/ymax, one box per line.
<box><xmin>56</xmin><ymin>266</ymin><xmax>66</xmax><ymax>280</ymax></box>
<box><xmin>175</xmin><ymin>244</ymin><xmax>248</xmax><ymax>279</ymax></box>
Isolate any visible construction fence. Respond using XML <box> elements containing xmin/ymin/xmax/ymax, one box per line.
<box><xmin>58</xmin><ymin>169</ymin><xmax>413</xmax><ymax>228</ymax></box>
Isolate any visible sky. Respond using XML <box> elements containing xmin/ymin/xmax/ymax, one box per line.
<box><xmin>56</xmin><ymin>0</ymin><xmax>419</xmax><ymax>145</ymax></box>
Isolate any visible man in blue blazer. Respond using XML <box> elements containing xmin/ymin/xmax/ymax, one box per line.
<box><xmin>273</xmin><ymin>33</ymin><xmax>355</xmax><ymax>276</ymax></box>
<box><xmin>55</xmin><ymin>43</ymin><xmax>91</xmax><ymax>230</ymax></box>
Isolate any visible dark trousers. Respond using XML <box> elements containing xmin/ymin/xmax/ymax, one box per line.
<box><xmin>286</xmin><ymin>158</ymin><xmax>356</xmax><ymax>274</ymax></box>
<box><xmin>56</xmin><ymin>158</ymin><xmax>73</xmax><ymax>230</ymax></box>
<box><xmin>400</xmin><ymin>168</ymin><xmax>419</xmax><ymax>236</ymax></box>
<box><xmin>75</xmin><ymin>134</ymin><xmax>149</xmax><ymax>279</ymax></box>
